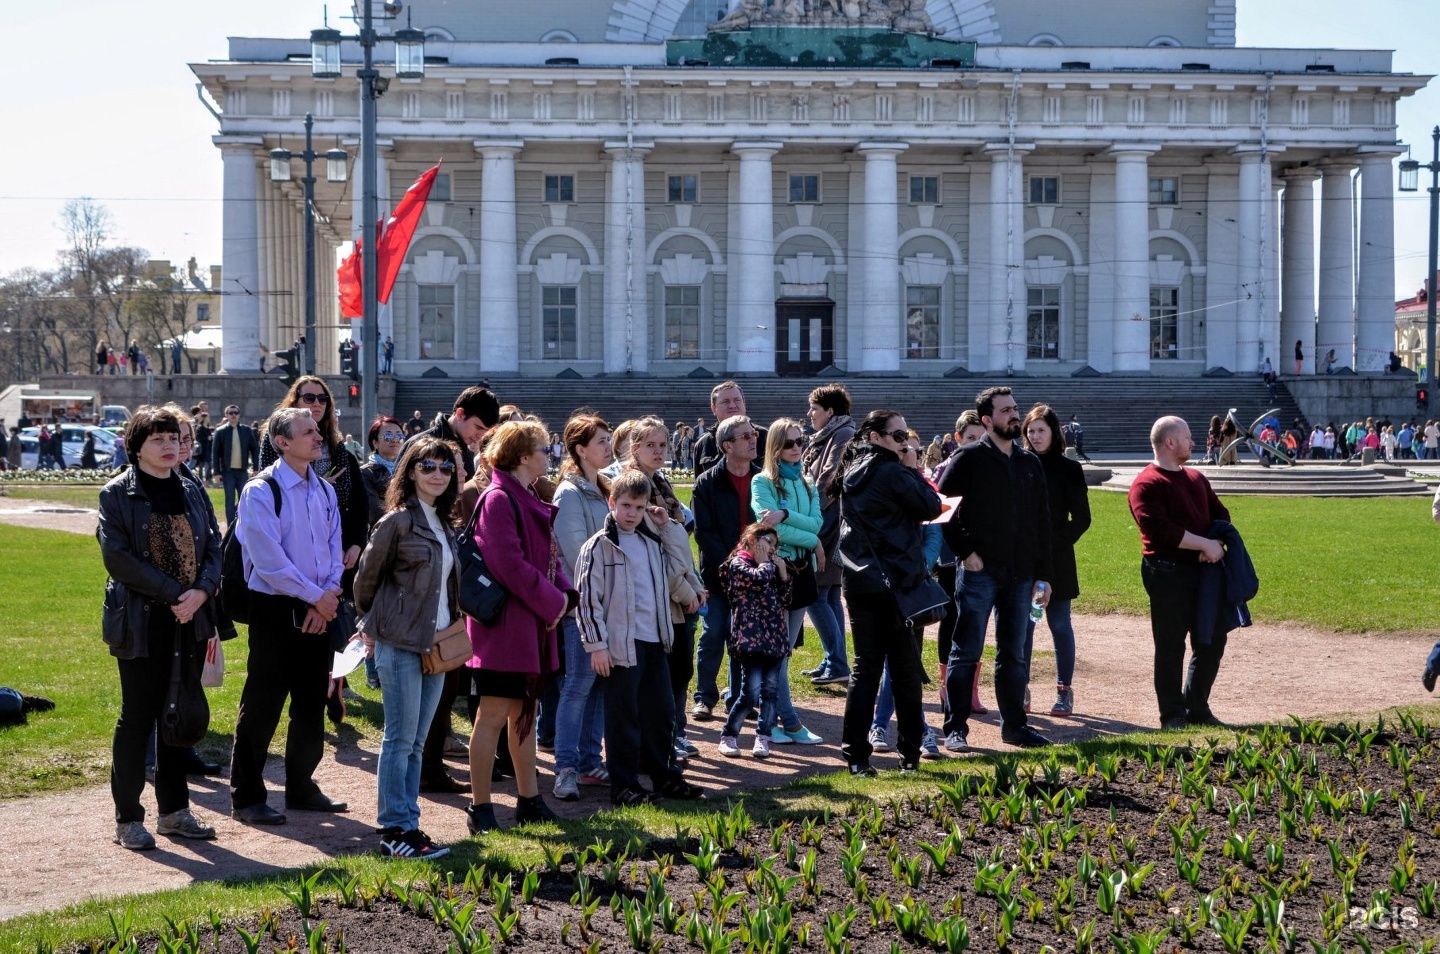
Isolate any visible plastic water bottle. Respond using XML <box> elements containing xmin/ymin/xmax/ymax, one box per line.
<box><xmin>1029</xmin><ymin>582</ymin><xmax>1047</xmax><ymax>624</ymax></box>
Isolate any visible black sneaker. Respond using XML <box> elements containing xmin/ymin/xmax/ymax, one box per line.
<box><xmin>380</xmin><ymin>827</ymin><xmax>451</xmax><ymax>860</ymax></box>
<box><xmin>898</xmin><ymin>761</ymin><xmax>920</xmax><ymax>775</ymax></box>
<box><xmin>1161</xmin><ymin>717</ymin><xmax>1189</xmax><ymax>730</ymax></box>
<box><xmin>515</xmin><ymin>794</ymin><xmax>560</xmax><ymax>826</ymax></box>
<box><xmin>655</xmin><ymin>777</ymin><xmax>706</xmax><ymax>800</ymax></box>
<box><xmin>1000</xmin><ymin>727</ymin><xmax>1052</xmax><ymax>749</ymax></box>
<box><xmin>466</xmin><ymin>803</ymin><xmax>500</xmax><ymax>835</ymax></box>
<box><xmin>1188</xmin><ymin>712</ymin><xmax>1229</xmax><ymax>728</ymax></box>
<box><xmin>848</xmin><ymin>763</ymin><xmax>878</xmax><ymax>778</ymax></box>
<box><xmin>612</xmin><ymin>787</ymin><xmax>655</xmax><ymax>807</ymax></box>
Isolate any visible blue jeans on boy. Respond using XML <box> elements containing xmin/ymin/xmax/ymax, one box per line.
<box><xmin>553</xmin><ymin>617</ymin><xmax>605</xmax><ymax>774</ymax></box>
<box><xmin>722</xmin><ymin>654</ymin><xmax>783</xmax><ymax>739</ymax></box>
<box><xmin>694</xmin><ymin>592</ymin><xmax>740</xmax><ymax>709</ymax></box>
<box><xmin>944</xmin><ymin>567</ymin><xmax>1035</xmax><ymax>737</ymax></box>
<box><xmin>373</xmin><ymin>641</ymin><xmax>444</xmax><ymax>831</ymax></box>
<box><xmin>1029</xmin><ymin>598</ymin><xmax>1075</xmax><ymax>686</ymax></box>
<box><xmin>809</xmin><ymin>584</ymin><xmax>850</xmax><ymax>678</ymax></box>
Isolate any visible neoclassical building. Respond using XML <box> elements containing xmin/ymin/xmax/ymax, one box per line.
<box><xmin>193</xmin><ymin>0</ymin><xmax>1429</xmax><ymax>379</ymax></box>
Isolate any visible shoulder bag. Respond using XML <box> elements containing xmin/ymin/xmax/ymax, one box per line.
<box><xmin>456</xmin><ymin>486</ymin><xmax>522</xmax><ymax>625</ymax></box>
<box><xmin>160</xmin><ymin>623</ymin><xmax>210</xmax><ymax>748</ymax></box>
<box><xmin>847</xmin><ymin>509</ymin><xmax>948</xmax><ymax>629</ymax></box>
<box><xmin>421</xmin><ymin>624</ymin><xmax>473</xmax><ymax>675</ymax></box>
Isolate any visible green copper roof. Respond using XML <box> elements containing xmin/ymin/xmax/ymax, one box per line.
<box><xmin>667</xmin><ymin>26</ymin><xmax>976</xmax><ymax>69</ymax></box>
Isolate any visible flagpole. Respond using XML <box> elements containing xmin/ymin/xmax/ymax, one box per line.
<box><xmin>359</xmin><ymin>0</ymin><xmax>379</xmax><ymax>431</ymax></box>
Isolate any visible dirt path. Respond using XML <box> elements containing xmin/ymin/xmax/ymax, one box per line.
<box><xmin>0</xmin><ymin>610</ymin><xmax>1432</xmax><ymax>922</ymax></box>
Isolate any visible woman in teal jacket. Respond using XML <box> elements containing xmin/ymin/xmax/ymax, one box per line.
<box><xmin>750</xmin><ymin>418</ymin><xmax>824</xmax><ymax>746</ymax></box>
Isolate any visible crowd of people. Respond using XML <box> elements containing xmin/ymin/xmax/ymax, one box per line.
<box><xmin>95</xmin><ymin>376</ymin><xmax>1250</xmax><ymax>859</ymax></box>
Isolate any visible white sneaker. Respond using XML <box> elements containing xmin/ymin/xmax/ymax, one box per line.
<box><xmin>752</xmin><ymin>735</ymin><xmax>772</xmax><ymax>759</ymax></box>
<box><xmin>718</xmin><ymin>735</ymin><xmax>741</xmax><ymax>758</ymax></box>
<box><xmin>867</xmin><ymin>725</ymin><xmax>892</xmax><ymax>752</ymax></box>
<box><xmin>157</xmin><ymin>808</ymin><xmax>216</xmax><ymax>840</ymax></box>
<box><xmin>553</xmin><ymin>767</ymin><xmax>579</xmax><ymax>801</ymax></box>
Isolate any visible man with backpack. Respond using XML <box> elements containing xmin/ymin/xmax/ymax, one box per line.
<box><xmin>228</xmin><ymin>407</ymin><xmax>345</xmax><ymax>826</ymax></box>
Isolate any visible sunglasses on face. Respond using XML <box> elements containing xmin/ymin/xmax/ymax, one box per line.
<box><xmin>415</xmin><ymin>459</ymin><xmax>455</xmax><ymax>475</ymax></box>
<box><xmin>299</xmin><ymin>393</ymin><xmax>329</xmax><ymax>405</ymax></box>
<box><xmin>225</xmin><ymin>411</ymin><xmax>240</xmax><ymax>417</ymax></box>
<box><xmin>882</xmin><ymin>428</ymin><xmax>910</xmax><ymax>443</ymax></box>
<box><xmin>379</xmin><ymin>432</ymin><xmax>405</xmax><ymax>442</ymax></box>
<box><xmin>782</xmin><ymin>437</ymin><xmax>808</xmax><ymax>450</ymax></box>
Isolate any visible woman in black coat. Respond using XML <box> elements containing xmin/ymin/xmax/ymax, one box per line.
<box><xmin>1022</xmin><ymin>404</ymin><xmax>1091</xmax><ymax>718</ymax></box>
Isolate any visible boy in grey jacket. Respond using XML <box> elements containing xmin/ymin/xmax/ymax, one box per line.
<box><xmin>576</xmin><ymin>470</ymin><xmax>705</xmax><ymax>807</ymax></box>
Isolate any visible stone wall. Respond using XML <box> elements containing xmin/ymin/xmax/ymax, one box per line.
<box><xmin>1286</xmin><ymin>376</ymin><xmax>1419</xmax><ymax>425</ymax></box>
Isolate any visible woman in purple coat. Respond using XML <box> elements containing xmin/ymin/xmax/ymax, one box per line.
<box><xmin>465</xmin><ymin>420</ymin><xmax>576</xmax><ymax>835</ymax></box>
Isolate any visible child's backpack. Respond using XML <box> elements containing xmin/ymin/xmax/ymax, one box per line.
<box><xmin>218</xmin><ymin>474</ymin><xmax>282</xmax><ymax>625</ymax></box>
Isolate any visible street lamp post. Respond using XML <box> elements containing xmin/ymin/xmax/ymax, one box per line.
<box><xmin>269</xmin><ymin>113</ymin><xmax>348</xmax><ymax>378</ymax></box>
<box><xmin>1399</xmin><ymin>125</ymin><xmax>1439</xmax><ymax>415</ymax></box>
<box><xmin>310</xmin><ymin>4</ymin><xmax>424</xmax><ymax>431</ymax></box>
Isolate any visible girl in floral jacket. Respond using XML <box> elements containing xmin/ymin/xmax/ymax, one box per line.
<box><xmin>716</xmin><ymin>523</ymin><xmax>791</xmax><ymax>760</ymax></box>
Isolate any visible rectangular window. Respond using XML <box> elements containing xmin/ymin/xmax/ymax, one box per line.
<box><xmin>418</xmin><ymin>285</ymin><xmax>455</xmax><ymax>360</ymax></box>
<box><xmin>1148</xmin><ymin>177</ymin><xmax>1179</xmax><ymax>205</ymax></box>
<box><xmin>542</xmin><ymin>285</ymin><xmax>578</xmax><ymax>359</ymax></box>
<box><xmin>543</xmin><ymin>174</ymin><xmax>574</xmax><ymax>203</ymax></box>
<box><xmin>663</xmin><ymin>286</ymin><xmax>701</xmax><ymax>360</ymax></box>
<box><xmin>905</xmin><ymin>286</ymin><xmax>941</xmax><ymax>359</ymax></box>
<box><xmin>431</xmin><ymin>172</ymin><xmax>452</xmax><ymax>202</ymax></box>
<box><xmin>196</xmin><ymin>304</ymin><xmax>210</xmax><ymax>323</ymax></box>
<box><xmin>667</xmin><ymin>174</ymin><xmax>698</xmax><ymax>203</ymax></box>
<box><xmin>909</xmin><ymin>175</ymin><xmax>939</xmax><ymax>204</ymax></box>
<box><xmin>1028</xmin><ymin>176</ymin><xmax>1059</xmax><ymax>205</ymax></box>
<box><xmin>1150</xmin><ymin>287</ymin><xmax>1179</xmax><ymax>359</ymax></box>
<box><xmin>1026</xmin><ymin>287</ymin><xmax>1061</xmax><ymax>359</ymax></box>
<box><xmin>789</xmin><ymin>173</ymin><xmax>820</xmax><ymax>203</ymax></box>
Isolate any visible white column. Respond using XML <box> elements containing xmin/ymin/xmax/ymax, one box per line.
<box><xmin>1234</xmin><ymin>149</ymin><xmax>1265</xmax><ymax>370</ymax></box>
<box><xmin>983</xmin><ymin>143</ymin><xmax>1032</xmax><ymax>373</ymax></box>
<box><xmin>856</xmin><ymin>142</ymin><xmax>907</xmax><ymax>372</ymax></box>
<box><xmin>604</xmin><ymin>141</ymin><xmax>653</xmax><ymax>374</ymax></box>
<box><xmin>1111</xmin><ymin>145</ymin><xmax>1161</xmax><ymax>372</ymax></box>
<box><xmin>1356</xmin><ymin>148</ymin><xmax>1402</xmax><ymax>373</ymax></box>
<box><xmin>1317</xmin><ymin>160</ymin><xmax>1357</xmax><ymax>369</ymax></box>
<box><xmin>1086</xmin><ymin>165</ymin><xmax>1116</xmax><ymax>372</ymax></box>
<box><xmin>476</xmin><ymin>141</ymin><xmax>523</xmax><ymax>372</ymax></box>
<box><xmin>730</xmin><ymin>141</ymin><xmax>782</xmax><ymax>373</ymax></box>
<box><xmin>218</xmin><ymin>138</ymin><xmax>263</xmax><ymax>374</ymax></box>
<box><xmin>1280</xmin><ymin>168</ymin><xmax>1319</xmax><ymax>375</ymax></box>
<box><xmin>259</xmin><ymin>176</ymin><xmax>277</xmax><ymax>362</ymax></box>
<box><xmin>1202</xmin><ymin>161</ymin><xmax>1240</xmax><ymax>371</ymax></box>
<box><xmin>1264</xmin><ymin>171</ymin><xmax>1282</xmax><ymax>370</ymax></box>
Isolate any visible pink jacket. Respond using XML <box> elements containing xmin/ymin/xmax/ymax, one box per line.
<box><xmin>466</xmin><ymin>468</ymin><xmax>573</xmax><ymax>675</ymax></box>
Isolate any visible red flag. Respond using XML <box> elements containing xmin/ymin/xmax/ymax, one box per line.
<box><xmin>376</xmin><ymin>161</ymin><xmax>441</xmax><ymax>304</ymax></box>
<box><xmin>337</xmin><ymin>240</ymin><xmax>363</xmax><ymax>318</ymax></box>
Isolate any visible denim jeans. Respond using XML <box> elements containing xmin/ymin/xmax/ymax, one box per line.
<box><xmin>669</xmin><ymin>616</ymin><xmax>696</xmax><ymax>737</ymax></box>
<box><xmin>722</xmin><ymin>654</ymin><xmax>783</xmax><ymax>738</ymax></box>
<box><xmin>1030</xmin><ymin>597</ymin><xmax>1075</xmax><ymax>686</ymax></box>
<box><xmin>808</xmin><ymin>584</ymin><xmax>849</xmax><ymax>677</ymax></box>
<box><xmin>694</xmin><ymin>592</ymin><xmax>740</xmax><ymax>708</ymax></box>
<box><xmin>772</xmin><ymin>608</ymin><xmax>808</xmax><ymax>731</ymax></box>
<box><xmin>943</xmin><ymin>567</ymin><xmax>1035</xmax><ymax>737</ymax></box>
<box><xmin>553</xmin><ymin>617</ymin><xmax>605</xmax><ymax>774</ymax></box>
<box><xmin>221</xmin><ymin>468</ymin><xmax>248</xmax><ymax>524</ymax></box>
<box><xmin>373</xmin><ymin>641</ymin><xmax>444</xmax><ymax>831</ymax></box>
<box><xmin>870</xmin><ymin>661</ymin><xmax>935</xmax><ymax>735</ymax></box>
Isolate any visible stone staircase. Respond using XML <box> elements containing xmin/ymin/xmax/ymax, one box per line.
<box><xmin>395</xmin><ymin>374</ymin><xmax>1305</xmax><ymax>455</ymax></box>
<box><xmin>1100</xmin><ymin>461</ymin><xmax>1434</xmax><ymax>497</ymax></box>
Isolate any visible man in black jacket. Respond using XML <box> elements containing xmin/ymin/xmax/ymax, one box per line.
<box><xmin>212</xmin><ymin>405</ymin><xmax>258</xmax><ymax>523</ymax></box>
<box><xmin>405</xmin><ymin>385</ymin><xmax>498</xmax><ymax>488</ymax></box>
<box><xmin>691</xmin><ymin>381</ymin><xmax>768</xmax><ymax>476</ymax></box>
<box><xmin>690</xmin><ymin>414</ymin><xmax>768</xmax><ymax>719</ymax></box>
<box><xmin>938</xmin><ymin>387</ymin><xmax>1053</xmax><ymax>750</ymax></box>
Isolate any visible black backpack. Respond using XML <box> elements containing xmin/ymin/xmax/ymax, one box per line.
<box><xmin>218</xmin><ymin>474</ymin><xmax>282</xmax><ymax>626</ymax></box>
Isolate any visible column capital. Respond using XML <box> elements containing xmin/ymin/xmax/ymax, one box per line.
<box><xmin>1281</xmin><ymin>166</ymin><xmax>1321</xmax><ymax>182</ymax></box>
<box><xmin>730</xmin><ymin>140</ymin><xmax>784</xmax><ymax>158</ymax></box>
<box><xmin>473</xmin><ymin>140</ymin><xmax>525</xmax><ymax>159</ymax></box>
<box><xmin>1355</xmin><ymin>145</ymin><xmax>1404</xmax><ymax>163</ymax></box>
<box><xmin>1106</xmin><ymin>143</ymin><xmax>1162</xmax><ymax>160</ymax></box>
<box><xmin>854</xmin><ymin>141</ymin><xmax>909</xmax><ymax>158</ymax></box>
<box><xmin>1232</xmin><ymin>144</ymin><xmax>1288</xmax><ymax>161</ymax></box>
<box><xmin>603</xmin><ymin>141</ymin><xmax>654</xmax><ymax>158</ymax></box>
<box><xmin>982</xmin><ymin>142</ymin><xmax>1036</xmax><ymax>159</ymax></box>
<box><xmin>1316</xmin><ymin>157</ymin><xmax>1360</xmax><ymax>174</ymax></box>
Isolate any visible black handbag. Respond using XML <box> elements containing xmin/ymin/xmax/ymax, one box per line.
<box><xmin>160</xmin><ymin>623</ymin><xmax>210</xmax><ymax>748</ymax></box>
<box><xmin>848</xmin><ymin>513</ymin><xmax>949</xmax><ymax>629</ymax></box>
<box><xmin>785</xmin><ymin>551</ymin><xmax>819</xmax><ymax>610</ymax></box>
<box><xmin>456</xmin><ymin>487</ymin><xmax>521</xmax><ymax>625</ymax></box>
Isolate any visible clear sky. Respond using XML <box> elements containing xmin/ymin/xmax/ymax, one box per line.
<box><xmin>0</xmin><ymin>0</ymin><xmax>1435</xmax><ymax>296</ymax></box>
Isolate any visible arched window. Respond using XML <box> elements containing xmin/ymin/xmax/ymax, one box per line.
<box><xmin>540</xmin><ymin>29</ymin><xmax>579</xmax><ymax>43</ymax></box>
<box><xmin>1148</xmin><ymin>36</ymin><xmax>1182</xmax><ymax>47</ymax></box>
<box><xmin>423</xmin><ymin>27</ymin><xmax>455</xmax><ymax>41</ymax></box>
<box><xmin>1028</xmin><ymin>34</ymin><xmax>1063</xmax><ymax>47</ymax></box>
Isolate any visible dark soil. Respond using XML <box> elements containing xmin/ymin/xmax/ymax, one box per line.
<box><xmin>86</xmin><ymin>715</ymin><xmax>1440</xmax><ymax>954</ymax></box>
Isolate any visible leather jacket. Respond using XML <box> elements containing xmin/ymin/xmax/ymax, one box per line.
<box><xmin>353</xmin><ymin>497</ymin><xmax>462</xmax><ymax>654</ymax></box>
<box><xmin>97</xmin><ymin>466</ymin><xmax>224</xmax><ymax>659</ymax></box>
<box><xmin>837</xmin><ymin>443</ymin><xmax>941</xmax><ymax>595</ymax></box>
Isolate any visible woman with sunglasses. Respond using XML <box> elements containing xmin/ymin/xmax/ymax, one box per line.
<box><xmin>354</xmin><ymin>436</ymin><xmax>465</xmax><ymax>859</ymax></box>
<box><xmin>831</xmin><ymin>410</ymin><xmax>941</xmax><ymax>776</ymax></box>
<box><xmin>750</xmin><ymin>418</ymin><xmax>824</xmax><ymax>748</ymax></box>
<box><xmin>259</xmin><ymin>376</ymin><xmax>371</xmax><ymax>719</ymax></box>
<box><xmin>360</xmin><ymin>416</ymin><xmax>406</xmax><ymax>526</ymax></box>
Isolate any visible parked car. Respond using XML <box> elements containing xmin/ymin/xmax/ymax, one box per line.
<box><xmin>100</xmin><ymin>405</ymin><xmax>131</xmax><ymax>427</ymax></box>
<box><xmin>18</xmin><ymin>425</ymin><xmax>117</xmax><ymax>470</ymax></box>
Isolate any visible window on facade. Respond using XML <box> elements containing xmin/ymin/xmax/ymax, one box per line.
<box><xmin>418</xmin><ymin>285</ymin><xmax>455</xmax><ymax>360</ymax></box>
<box><xmin>1028</xmin><ymin>176</ymin><xmax>1059</xmax><ymax>205</ymax></box>
<box><xmin>196</xmin><ymin>304</ymin><xmax>210</xmax><ymax>323</ymax></box>
<box><xmin>543</xmin><ymin>174</ymin><xmax>575</xmax><ymax>203</ymax></box>
<box><xmin>909</xmin><ymin>175</ymin><xmax>939</xmax><ymax>204</ymax></box>
<box><xmin>789</xmin><ymin>173</ymin><xmax>820</xmax><ymax>203</ymax></box>
<box><xmin>1026</xmin><ymin>287</ymin><xmax>1061</xmax><ymax>359</ymax></box>
<box><xmin>1148</xmin><ymin>177</ymin><xmax>1179</xmax><ymax>205</ymax></box>
<box><xmin>430</xmin><ymin>173</ymin><xmax>452</xmax><ymax>202</ymax></box>
<box><xmin>667</xmin><ymin>174</ymin><xmax>698</xmax><ymax>203</ymax></box>
<box><xmin>1150</xmin><ymin>287</ymin><xmax>1179</xmax><ymax>359</ymax></box>
<box><xmin>542</xmin><ymin>285</ymin><xmax>578</xmax><ymax>359</ymax></box>
<box><xmin>905</xmin><ymin>286</ymin><xmax>941</xmax><ymax>359</ymax></box>
<box><xmin>663</xmin><ymin>286</ymin><xmax>701</xmax><ymax>360</ymax></box>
